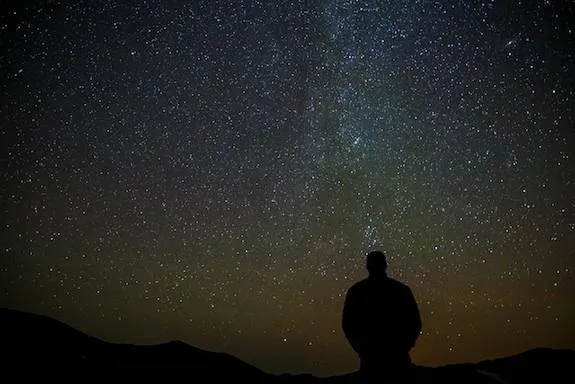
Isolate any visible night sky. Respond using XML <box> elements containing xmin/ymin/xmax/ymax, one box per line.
<box><xmin>1</xmin><ymin>0</ymin><xmax>574</xmax><ymax>376</ymax></box>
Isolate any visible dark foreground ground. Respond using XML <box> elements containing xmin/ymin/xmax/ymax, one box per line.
<box><xmin>1</xmin><ymin>308</ymin><xmax>573</xmax><ymax>383</ymax></box>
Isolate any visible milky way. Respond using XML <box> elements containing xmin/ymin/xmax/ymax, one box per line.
<box><xmin>1</xmin><ymin>0</ymin><xmax>574</xmax><ymax>376</ymax></box>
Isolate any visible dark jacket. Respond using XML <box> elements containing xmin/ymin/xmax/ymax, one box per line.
<box><xmin>342</xmin><ymin>274</ymin><xmax>422</xmax><ymax>356</ymax></box>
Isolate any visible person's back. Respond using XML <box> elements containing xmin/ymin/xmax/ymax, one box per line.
<box><xmin>342</xmin><ymin>251</ymin><xmax>421</xmax><ymax>382</ymax></box>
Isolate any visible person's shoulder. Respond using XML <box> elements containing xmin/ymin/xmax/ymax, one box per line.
<box><xmin>387</xmin><ymin>277</ymin><xmax>412</xmax><ymax>291</ymax></box>
<box><xmin>348</xmin><ymin>278</ymin><xmax>370</xmax><ymax>292</ymax></box>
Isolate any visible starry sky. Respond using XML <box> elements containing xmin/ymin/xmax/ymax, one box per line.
<box><xmin>1</xmin><ymin>0</ymin><xmax>574</xmax><ymax>376</ymax></box>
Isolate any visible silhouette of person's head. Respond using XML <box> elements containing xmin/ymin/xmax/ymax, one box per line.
<box><xmin>366</xmin><ymin>250</ymin><xmax>387</xmax><ymax>277</ymax></box>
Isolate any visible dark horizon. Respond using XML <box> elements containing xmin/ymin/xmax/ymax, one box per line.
<box><xmin>3</xmin><ymin>307</ymin><xmax>575</xmax><ymax>384</ymax></box>
<box><xmin>1</xmin><ymin>0</ymin><xmax>574</xmax><ymax>377</ymax></box>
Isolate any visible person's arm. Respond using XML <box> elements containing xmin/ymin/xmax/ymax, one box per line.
<box><xmin>342</xmin><ymin>287</ymin><xmax>362</xmax><ymax>353</ymax></box>
<box><xmin>406</xmin><ymin>287</ymin><xmax>422</xmax><ymax>348</ymax></box>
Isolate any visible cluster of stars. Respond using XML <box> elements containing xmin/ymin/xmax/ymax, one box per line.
<box><xmin>1</xmin><ymin>0</ymin><xmax>574</xmax><ymax>377</ymax></box>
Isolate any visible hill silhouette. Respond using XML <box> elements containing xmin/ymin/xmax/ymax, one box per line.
<box><xmin>0</xmin><ymin>307</ymin><xmax>573</xmax><ymax>383</ymax></box>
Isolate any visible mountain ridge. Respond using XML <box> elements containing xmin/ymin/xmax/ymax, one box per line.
<box><xmin>0</xmin><ymin>307</ymin><xmax>573</xmax><ymax>383</ymax></box>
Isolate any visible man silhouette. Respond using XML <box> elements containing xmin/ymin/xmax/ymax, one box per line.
<box><xmin>342</xmin><ymin>250</ymin><xmax>421</xmax><ymax>382</ymax></box>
